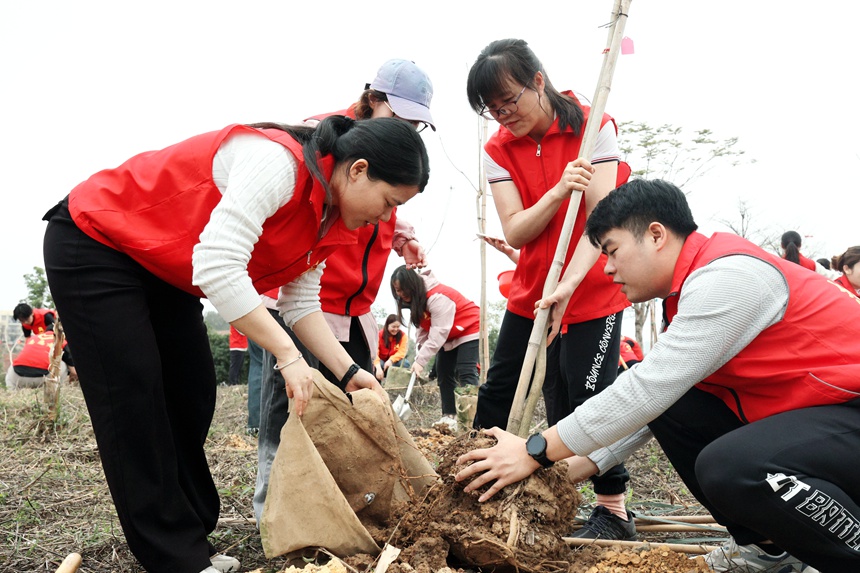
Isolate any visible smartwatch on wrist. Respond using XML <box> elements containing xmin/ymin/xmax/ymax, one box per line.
<box><xmin>525</xmin><ymin>433</ymin><xmax>554</xmax><ymax>468</ymax></box>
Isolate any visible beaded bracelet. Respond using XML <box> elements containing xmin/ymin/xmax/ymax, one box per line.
<box><xmin>273</xmin><ymin>353</ymin><xmax>303</xmax><ymax>371</ymax></box>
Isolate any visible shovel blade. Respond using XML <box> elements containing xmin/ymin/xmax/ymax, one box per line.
<box><xmin>399</xmin><ymin>404</ymin><xmax>412</xmax><ymax>421</ymax></box>
<box><xmin>392</xmin><ymin>395</ymin><xmax>412</xmax><ymax>420</ymax></box>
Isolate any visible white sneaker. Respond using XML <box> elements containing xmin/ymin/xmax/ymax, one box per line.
<box><xmin>209</xmin><ymin>553</ymin><xmax>241</xmax><ymax>572</ymax></box>
<box><xmin>433</xmin><ymin>414</ymin><xmax>458</xmax><ymax>433</ymax></box>
<box><xmin>703</xmin><ymin>537</ymin><xmax>818</xmax><ymax>572</ymax></box>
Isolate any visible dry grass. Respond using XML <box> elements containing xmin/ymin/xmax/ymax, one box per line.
<box><xmin>0</xmin><ymin>381</ymin><xmax>719</xmax><ymax>572</ymax></box>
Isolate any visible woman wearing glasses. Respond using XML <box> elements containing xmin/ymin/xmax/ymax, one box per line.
<box><xmin>466</xmin><ymin>38</ymin><xmax>633</xmax><ymax>541</ymax></box>
<box><xmin>43</xmin><ymin>115</ymin><xmax>429</xmax><ymax>573</ymax></box>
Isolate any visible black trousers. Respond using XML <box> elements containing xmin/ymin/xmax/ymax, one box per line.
<box><xmin>44</xmin><ymin>201</ymin><xmax>218</xmax><ymax>573</ymax></box>
<box><xmin>435</xmin><ymin>338</ymin><xmax>479</xmax><ymax>415</ymax></box>
<box><xmin>474</xmin><ymin>310</ymin><xmax>628</xmax><ymax>495</ymax></box>
<box><xmin>228</xmin><ymin>349</ymin><xmax>247</xmax><ymax>385</ymax></box>
<box><xmin>649</xmin><ymin>387</ymin><xmax>860</xmax><ymax>572</ymax></box>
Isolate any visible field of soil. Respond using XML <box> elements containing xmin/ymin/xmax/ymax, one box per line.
<box><xmin>1</xmin><ymin>381</ymin><xmax>725</xmax><ymax>572</ymax></box>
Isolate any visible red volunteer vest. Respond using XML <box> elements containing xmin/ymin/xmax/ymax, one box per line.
<box><xmin>69</xmin><ymin>125</ymin><xmax>356</xmax><ymax>298</ymax></box>
<box><xmin>796</xmin><ymin>253</ymin><xmax>816</xmax><ymax>271</ymax></box>
<box><xmin>835</xmin><ymin>274</ymin><xmax>859</xmax><ymax>296</ymax></box>
<box><xmin>320</xmin><ymin>214</ymin><xmax>397</xmax><ymax>316</ymax></box>
<box><xmin>664</xmin><ymin>232</ymin><xmax>860</xmax><ymax>422</ymax></box>
<box><xmin>23</xmin><ymin>308</ymin><xmax>55</xmax><ymax>336</ymax></box>
<box><xmin>14</xmin><ymin>331</ymin><xmax>62</xmax><ymax>370</ymax></box>
<box><xmin>378</xmin><ymin>329</ymin><xmax>407</xmax><ymax>362</ymax></box>
<box><xmin>419</xmin><ymin>284</ymin><xmax>481</xmax><ymax>342</ymax></box>
<box><xmin>619</xmin><ymin>336</ymin><xmax>643</xmax><ymax>364</ymax></box>
<box><xmin>229</xmin><ymin>326</ymin><xmax>248</xmax><ymax>350</ymax></box>
<box><xmin>484</xmin><ymin>92</ymin><xmax>629</xmax><ymax>324</ymax></box>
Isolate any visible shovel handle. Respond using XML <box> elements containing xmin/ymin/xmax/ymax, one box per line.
<box><xmin>403</xmin><ymin>371</ymin><xmax>418</xmax><ymax>401</ymax></box>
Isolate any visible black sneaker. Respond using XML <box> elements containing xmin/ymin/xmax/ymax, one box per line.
<box><xmin>570</xmin><ymin>506</ymin><xmax>637</xmax><ymax>540</ymax></box>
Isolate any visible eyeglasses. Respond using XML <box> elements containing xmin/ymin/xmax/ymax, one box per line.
<box><xmin>384</xmin><ymin>101</ymin><xmax>428</xmax><ymax>133</ymax></box>
<box><xmin>479</xmin><ymin>84</ymin><xmax>529</xmax><ymax>121</ymax></box>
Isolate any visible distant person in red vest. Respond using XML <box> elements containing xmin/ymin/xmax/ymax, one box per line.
<box><xmin>618</xmin><ymin>335</ymin><xmax>643</xmax><ymax>373</ymax></box>
<box><xmin>5</xmin><ymin>330</ymin><xmax>76</xmax><ymax>390</ymax></box>
<box><xmin>42</xmin><ymin>115</ymin><xmax>429</xmax><ymax>573</ymax></box>
<box><xmin>227</xmin><ymin>326</ymin><xmax>247</xmax><ymax>386</ymax></box>
<box><xmin>832</xmin><ymin>246</ymin><xmax>860</xmax><ymax>297</ymax></box>
<box><xmin>780</xmin><ymin>230</ymin><xmax>838</xmax><ymax>280</ymax></box>
<box><xmin>391</xmin><ymin>266</ymin><xmax>480</xmax><ymax>432</ymax></box>
<box><xmin>376</xmin><ymin>314</ymin><xmax>409</xmax><ymax>378</ymax></box>
<box><xmin>12</xmin><ymin>303</ymin><xmax>55</xmax><ymax>338</ymax></box>
<box><xmin>457</xmin><ymin>179</ymin><xmax>860</xmax><ymax>573</ymax></box>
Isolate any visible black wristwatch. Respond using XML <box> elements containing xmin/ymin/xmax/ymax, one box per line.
<box><xmin>525</xmin><ymin>433</ymin><xmax>554</xmax><ymax>468</ymax></box>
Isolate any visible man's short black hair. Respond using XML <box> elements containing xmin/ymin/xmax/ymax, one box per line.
<box><xmin>12</xmin><ymin>302</ymin><xmax>32</xmax><ymax>321</ymax></box>
<box><xmin>585</xmin><ymin>179</ymin><xmax>698</xmax><ymax>247</ymax></box>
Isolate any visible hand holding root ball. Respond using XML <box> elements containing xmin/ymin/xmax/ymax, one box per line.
<box><xmin>454</xmin><ymin>427</ymin><xmax>541</xmax><ymax>502</ymax></box>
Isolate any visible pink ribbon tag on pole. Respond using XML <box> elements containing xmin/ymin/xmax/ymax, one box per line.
<box><xmin>621</xmin><ymin>36</ymin><xmax>634</xmax><ymax>55</ymax></box>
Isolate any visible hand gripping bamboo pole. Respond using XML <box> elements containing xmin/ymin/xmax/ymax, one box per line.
<box><xmin>506</xmin><ymin>0</ymin><xmax>632</xmax><ymax>436</ymax></box>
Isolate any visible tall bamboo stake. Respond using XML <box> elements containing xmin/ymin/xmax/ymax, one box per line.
<box><xmin>43</xmin><ymin>319</ymin><xmax>65</xmax><ymax>425</ymax></box>
<box><xmin>477</xmin><ymin>117</ymin><xmax>490</xmax><ymax>385</ymax></box>
<box><xmin>506</xmin><ymin>0</ymin><xmax>632</xmax><ymax>436</ymax></box>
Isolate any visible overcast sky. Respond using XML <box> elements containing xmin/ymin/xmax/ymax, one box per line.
<box><xmin>2</xmin><ymin>1</ymin><xmax>858</xmax><ymax>324</ymax></box>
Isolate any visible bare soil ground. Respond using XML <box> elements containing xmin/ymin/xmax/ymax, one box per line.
<box><xmin>0</xmin><ymin>382</ymin><xmax>723</xmax><ymax>573</ymax></box>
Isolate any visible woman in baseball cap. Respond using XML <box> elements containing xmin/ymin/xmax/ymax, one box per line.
<box><xmin>357</xmin><ymin>59</ymin><xmax>435</xmax><ymax>131</ymax></box>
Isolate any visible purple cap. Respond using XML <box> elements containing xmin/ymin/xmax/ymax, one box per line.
<box><xmin>369</xmin><ymin>59</ymin><xmax>435</xmax><ymax>131</ymax></box>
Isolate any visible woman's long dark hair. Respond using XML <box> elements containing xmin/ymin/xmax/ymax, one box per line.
<box><xmin>781</xmin><ymin>230</ymin><xmax>803</xmax><ymax>265</ymax></box>
<box><xmin>247</xmin><ymin>116</ymin><xmax>430</xmax><ymax>205</ymax></box>
<box><xmin>390</xmin><ymin>265</ymin><xmax>427</xmax><ymax>328</ymax></box>
<box><xmin>382</xmin><ymin>313</ymin><xmax>403</xmax><ymax>346</ymax></box>
<box><xmin>466</xmin><ymin>38</ymin><xmax>584</xmax><ymax>135</ymax></box>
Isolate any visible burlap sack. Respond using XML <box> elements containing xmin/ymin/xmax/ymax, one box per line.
<box><xmin>259</xmin><ymin>412</ymin><xmax>378</xmax><ymax>558</ymax></box>
<box><xmin>261</xmin><ymin>371</ymin><xmax>437</xmax><ymax>559</ymax></box>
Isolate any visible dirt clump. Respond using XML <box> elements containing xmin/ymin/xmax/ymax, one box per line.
<box><xmin>380</xmin><ymin>431</ymin><xmax>581</xmax><ymax>573</ymax></box>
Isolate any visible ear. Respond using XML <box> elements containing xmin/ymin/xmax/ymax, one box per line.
<box><xmin>533</xmin><ymin>71</ymin><xmax>545</xmax><ymax>92</ymax></box>
<box><xmin>647</xmin><ymin>222</ymin><xmax>670</xmax><ymax>250</ymax></box>
<box><xmin>348</xmin><ymin>159</ymin><xmax>369</xmax><ymax>182</ymax></box>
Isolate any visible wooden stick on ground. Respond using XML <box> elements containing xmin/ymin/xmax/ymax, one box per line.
<box><xmin>506</xmin><ymin>0</ymin><xmax>633</xmax><ymax>436</ymax></box>
<box><xmin>570</xmin><ymin>523</ymin><xmax>724</xmax><ymax>533</ymax></box>
<box><xmin>55</xmin><ymin>553</ymin><xmax>82</xmax><ymax>573</ymax></box>
<box><xmin>564</xmin><ymin>537</ymin><xmax>718</xmax><ymax>555</ymax></box>
<box><xmin>635</xmin><ymin>514</ymin><xmax>718</xmax><ymax>524</ymax></box>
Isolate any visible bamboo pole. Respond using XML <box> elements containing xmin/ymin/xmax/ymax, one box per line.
<box><xmin>636</xmin><ymin>515</ymin><xmax>717</xmax><ymax>524</ymax></box>
<box><xmin>477</xmin><ymin>117</ymin><xmax>490</xmax><ymax>385</ymax></box>
<box><xmin>506</xmin><ymin>0</ymin><xmax>632</xmax><ymax>436</ymax></box>
<box><xmin>564</xmin><ymin>537</ymin><xmax>718</xmax><ymax>555</ymax></box>
<box><xmin>43</xmin><ymin>319</ymin><xmax>65</xmax><ymax>425</ymax></box>
<box><xmin>571</xmin><ymin>523</ymin><xmax>724</xmax><ymax>533</ymax></box>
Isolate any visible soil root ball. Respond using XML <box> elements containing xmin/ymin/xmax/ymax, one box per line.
<box><xmin>389</xmin><ymin>432</ymin><xmax>581</xmax><ymax>573</ymax></box>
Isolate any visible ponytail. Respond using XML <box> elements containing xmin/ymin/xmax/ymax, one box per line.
<box><xmin>780</xmin><ymin>231</ymin><xmax>803</xmax><ymax>265</ymax></box>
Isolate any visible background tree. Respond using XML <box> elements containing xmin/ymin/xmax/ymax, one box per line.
<box><xmin>22</xmin><ymin>266</ymin><xmax>53</xmax><ymax>309</ymax></box>
<box><xmin>716</xmin><ymin>199</ymin><xmax>782</xmax><ymax>251</ymax></box>
<box><xmin>203</xmin><ymin>310</ymin><xmax>229</xmax><ymax>332</ymax></box>
<box><xmin>617</xmin><ymin>122</ymin><xmax>753</xmax><ymax>347</ymax></box>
